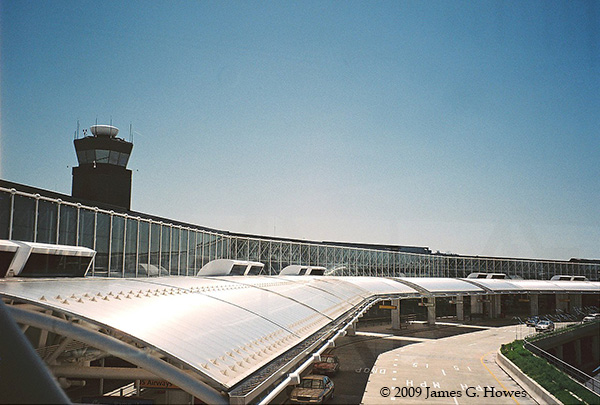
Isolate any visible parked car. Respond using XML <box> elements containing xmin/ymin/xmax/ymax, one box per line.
<box><xmin>583</xmin><ymin>313</ymin><xmax>600</xmax><ymax>323</ymax></box>
<box><xmin>289</xmin><ymin>375</ymin><xmax>334</xmax><ymax>403</ymax></box>
<box><xmin>312</xmin><ymin>354</ymin><xmax>340</xmax><ymax>375</ymax></box>
<box><xmin>535</xmin><ymin>320</ymin><xmax>555</xmax><ymax>332</ymax></box>
<box><xmin>526</xmin><ymin>316</ymin><xmax>540</xmax><ymax>327</ymax></box>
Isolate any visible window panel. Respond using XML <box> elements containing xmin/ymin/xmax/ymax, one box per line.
<box><xmin>110</xmin><ymin>215</ymin><xmax>125</xmax><ymax>276</ymax></box>
<box><xmin>248</xmin><ymin>239</ymin><xmax>259</xmax><ymax>262</ymax></box>
<box><xmin>161</xmin><ymin>225</ymin><xmax>171</xmax><ymax>273</ymax></box>
<box><xmin>187</xmin><ymin>231</ymin><xmax>197</xmax><ymax>275</ymax></box>
<box><xmin>36</xmin><ymin>200</ymin><xmax>58</xmax><ymax>244</ymax></box>
<box><xmin>58</xmin><ymin>205</ymin><xmax>77</xmax><ymax>245</ymax></box>
<box><xmin>125</xmin><ymin>218</ymin><xmax>138</xmax><ymax>277</ymax></box>
<box><xmin>150</xmin><ymin>223</ymin><xmax>161</xmax><ymax>274</ymax></box>
<box><xmin>117</xmin><ymin>153</ymin><xmax>129</xmax><ymax>167</ymax></box>
<box><xmin>280</xmin><ymin>243</ymin><xmax>291</xmax><ymax>269</ymax></box>
<box><xmin>0</xmin><ymin>191</ymin><xmax>11</xmax><ymax>239</ymax></box>
<box><xmin>109</xmin><ymin>151</ymin><xmax>119</xmax><ymax>165</ymax></box>
<box><xmin>95</xmin><ymin>149</ymin><xmax>110</xmax><ymax>163</ymax></box>
<box><xmin>78</xmin><ymin>209</ymin><xmax>95</xmax><ymax>249</ymax></box>
<box><xmin>180</xmin><ymin>229</ymin><xmax>188</xmax><ymax>275</ymax></box>
<box><xmin>197</xmin><ymin>232</ymin><xmax>205</xmax><ymax>270</ymax></box>
<box><xmin>12</xmin><ymin>195</ymin><xmax>35</xmax><ymax>241</ymax></box>
<box><xmin>138</xmin><ymin>220</ymin><xmax>149</xmax><ymax>275</ymax></box>
<box><xmin>95</xmin><ymin>212</ymin><xmax>110</xmax><ymax>275</ymax></box>
<box><xmin>170</xmin><ymin>227</ymin><xmax>180</xmax><ymax>275</ymax></box>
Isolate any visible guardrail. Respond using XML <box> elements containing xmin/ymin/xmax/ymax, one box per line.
<box><xmin>524</xmin><ymin>323</ymin><xmax>600</xmax><ymax>395</ymax></box>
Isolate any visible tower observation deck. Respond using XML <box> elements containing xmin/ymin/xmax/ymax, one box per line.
<box><xmin>72</xmin><ymin>124</ymin><xmax>133</xmax><ymax>210</ymax></box>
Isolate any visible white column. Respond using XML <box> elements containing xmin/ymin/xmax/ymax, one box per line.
<box><xmin>471</xmin><ymin>295</ymin><xmax>483</xmax><ymax>317</ymax></box>
<box><xmin>391</xmin><ymin>299</ymin><xmax>401</xmax><ymax>330</ymax></box>
<box><xmin>427</xmin><ymin>296</ymin><xmax>436</xmax><ymax>325</ymax></box>
<box><xmin>529</xmin><ymin>294</ymin><xmax>539</xmax><ymax>316</ymax></box>
<box><xmin>456</xmin><ymin>295</ymin><xmax>464</xmax><ymax>321</ymax></box>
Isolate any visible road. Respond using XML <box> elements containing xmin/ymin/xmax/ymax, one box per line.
<box><xmin>361</xmin><ymin>323</ymin><xmax>537</xmax><ymax>404</ymax></box>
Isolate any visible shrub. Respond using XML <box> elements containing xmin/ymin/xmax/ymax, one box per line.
<box><xmin>501</xmin><ymin>340</ymin><xmax>600</xmax><ymax>404</ymax></box>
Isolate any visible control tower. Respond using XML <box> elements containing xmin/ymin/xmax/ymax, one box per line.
<box><xmin>72</xmin><ymin>124</ymin><xmax>133</xmax><ymax>210</ymax></box>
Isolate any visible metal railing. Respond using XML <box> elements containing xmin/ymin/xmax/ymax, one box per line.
<box><xmin>524</xmin><ymin>323</ymin><xmax>600</xmax><ymax>395</ymax></box>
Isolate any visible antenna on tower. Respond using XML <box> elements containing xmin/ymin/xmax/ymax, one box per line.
<box><xmin>129</xmin><ymin>122</ymin><xmax>133</xmax><ymax>143</ymax></box>
<box><xmin>75</xmin><ymin>119</ymin><xmax>80</xmax><ymax>140</ymax></box>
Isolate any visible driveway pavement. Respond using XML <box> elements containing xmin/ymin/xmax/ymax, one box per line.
<box><xmin>361</xmin><ymin>324</ymin><xmax>538</xmax><ymax>405</ymax></box>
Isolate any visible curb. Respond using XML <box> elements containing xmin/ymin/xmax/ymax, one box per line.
<box><xmin>496</xmin><ymin>350</ymin><xmax>561</xmax><ymax>405</ymax></box>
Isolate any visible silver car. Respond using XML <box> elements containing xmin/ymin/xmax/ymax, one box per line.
<box><xmin>535</xmin><ymin>320</ymin><xmax>554</xmax><ymax>332</ymax></box>
<box><xmin>583</xmin><ymin>313</ymin><xmax>600</xmax><ymax>323</ymax></box>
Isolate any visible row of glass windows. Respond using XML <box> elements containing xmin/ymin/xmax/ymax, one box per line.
<box><xmin>1</xmin><ymin>188</ymin><xmax>598</xmax><ymax>280</ymax></box>
<box><xmin>76</xmin><ymin>149</ymin><xmax>130</xmax><ymax>167</ymax></box>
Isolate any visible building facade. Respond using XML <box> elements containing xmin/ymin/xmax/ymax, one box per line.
<box><xmin>1</xmin><ymin>182</ymin><xmax>598</xmax><ymax>281</ymax></box>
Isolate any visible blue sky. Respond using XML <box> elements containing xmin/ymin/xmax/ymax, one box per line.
<box><xmin>1</xmin><ymin>1</ymin><xmax>598</xmax><ymax>260</ymax></box>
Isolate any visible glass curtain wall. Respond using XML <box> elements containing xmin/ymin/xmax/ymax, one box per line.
<box><xmin>0</xmin><ymin>186</ymin><xmax>599</xmax><ymax>280</ymax></box>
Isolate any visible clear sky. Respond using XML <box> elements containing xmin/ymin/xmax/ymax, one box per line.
<box><xmin>1</xmin><ymin>1</ymin><xmax>598</xmax><ymax>260</ymax></box>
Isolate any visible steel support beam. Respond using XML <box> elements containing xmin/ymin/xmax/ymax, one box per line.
<box><xmin>50</xmin><ymin>365</ymin><xmax>158</xmax><ymax>380</ymax></box>
<box><xmin>8</xmin><ymin>306</ymin><xmax>228</xmax><ymax>405</ymax></box>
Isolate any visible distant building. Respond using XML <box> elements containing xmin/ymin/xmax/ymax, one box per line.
<box><xmin>72</xmin><ymin>124</ymin><xmax>133</xmax><ymax>210</ymax></box>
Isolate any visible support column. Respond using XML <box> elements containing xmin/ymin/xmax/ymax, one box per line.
<box><xmin>592</xmin><ymin>335</ymin><xmax>600</xmax><ymax>366</ymax></box>
<box><xmin>529</xmin><ymin>294</ymin><xmax>539</xmax><ymax>316</ymax></box>
<box><xmin>570</xmin><ymin>294</ymin><xmax>582</xmax><ymax>314</ymax></box>
<box><xmin>391</xmin><ymin>299</ymin><xmax>401</xmax><ymax>330</ymax></box>
<box><xmin>556</xmin><ymin>344</ymin><xmax>563</xmax><ymax>360</ymax></box>
<box><xmin>492</xmin><ymin>294</ymin><xmax>502</xmax><ymax>318</ymax></box>
<box><xmin>456</xmin><ymin>295</ymin><xmax>464</xmax><ymax>322</ymax></box>
<box><xmin>556</xmin><ymin>294</ymin><xmax>569</xmax><ymax>312</ymax></box>
<box><xmin>427</xmin><ymin>296</ymin><xmax>436</xmax><ymax>325</ymax></box>
<box><xmin>574</xmin><ymin>339</ymin><xmax>582</xmax><ymax>366</ymax></box>
<box><xmin>346</xmin><ymin>320</ymin><xmax>357</xmax><ymax>337</ymax></box>
<box><xmin>471</xmin><ymin>295</ymin><xmax>483</xmax><ymax>318</ymax></box>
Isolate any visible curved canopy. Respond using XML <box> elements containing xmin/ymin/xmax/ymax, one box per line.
<box><xmin>1</xmin><ymin>274</ymin><xmax>598</xmax><ymax>399</ymax></box>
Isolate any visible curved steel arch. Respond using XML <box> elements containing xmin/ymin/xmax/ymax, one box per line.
<box><xmin>8</xmin><ymin>306</ymin><xmax>228</xmax><ymax>405</ymax></box>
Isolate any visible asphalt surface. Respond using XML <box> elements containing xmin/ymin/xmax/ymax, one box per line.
<box><xmin>361</xmin><ymin>323</ymin><xmax>539</xmax><ymax>405</ymax></box>
<box><xmin>274</xmin><ymin>321</ymin><xmax>527</xmax><ymax>405</ymax></box>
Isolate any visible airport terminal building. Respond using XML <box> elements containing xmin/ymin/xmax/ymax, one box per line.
<box><xmin>1</xmin><ymin>124</ymin><xmax>599</xmax><ymax>404</ymax></box>
<box><xmin>0</xmin><ymin>177</ymin><xmax>598</xmax><ymax>281</ymax></box>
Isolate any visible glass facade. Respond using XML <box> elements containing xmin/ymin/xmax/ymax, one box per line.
<box><xmin>0</xmin><ymin>186</ymin><xmax>598</xmax><ymax>280</ymax></box>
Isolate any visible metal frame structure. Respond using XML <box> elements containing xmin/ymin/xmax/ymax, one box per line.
<box><xmin>1</xmin><ymin>185</ymin><xmax>598</xmax><ymax>280</ymax></box>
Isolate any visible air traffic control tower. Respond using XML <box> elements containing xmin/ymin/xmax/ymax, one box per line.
<box><xmin>72</xmin><ymin>124</ymin><xmax>133</xmax><ymax>210</ymax></box>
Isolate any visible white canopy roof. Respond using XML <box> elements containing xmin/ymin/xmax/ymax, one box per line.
<box><xmin>1</xmin><ymin>275</ymin><xmax>598</xmax><ymax>395</ymax></box>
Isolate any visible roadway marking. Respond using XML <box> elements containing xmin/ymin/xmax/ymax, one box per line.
<box><xmin>408</xmin><ymin>321</ymin><xmax>492</xmax><ymax>329</ymax></box>
<box><xmin>480</xmin><ymin>350</ymin><xmax>519</xmax><ymax>405</ymax></box>
<box><xmin>442</xmin><ymin>369</ymin><xmax>446</xmax><ymax>376</ymax></box>
<box><xmin>453</xmin><ymin>396</ymin><xmax>459</xmax><ymax>405</ymax></box>
<box><xmin>355</xmin><ymin>331</ymin><xmax>431</xmax><ymax>342</ymax></box>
